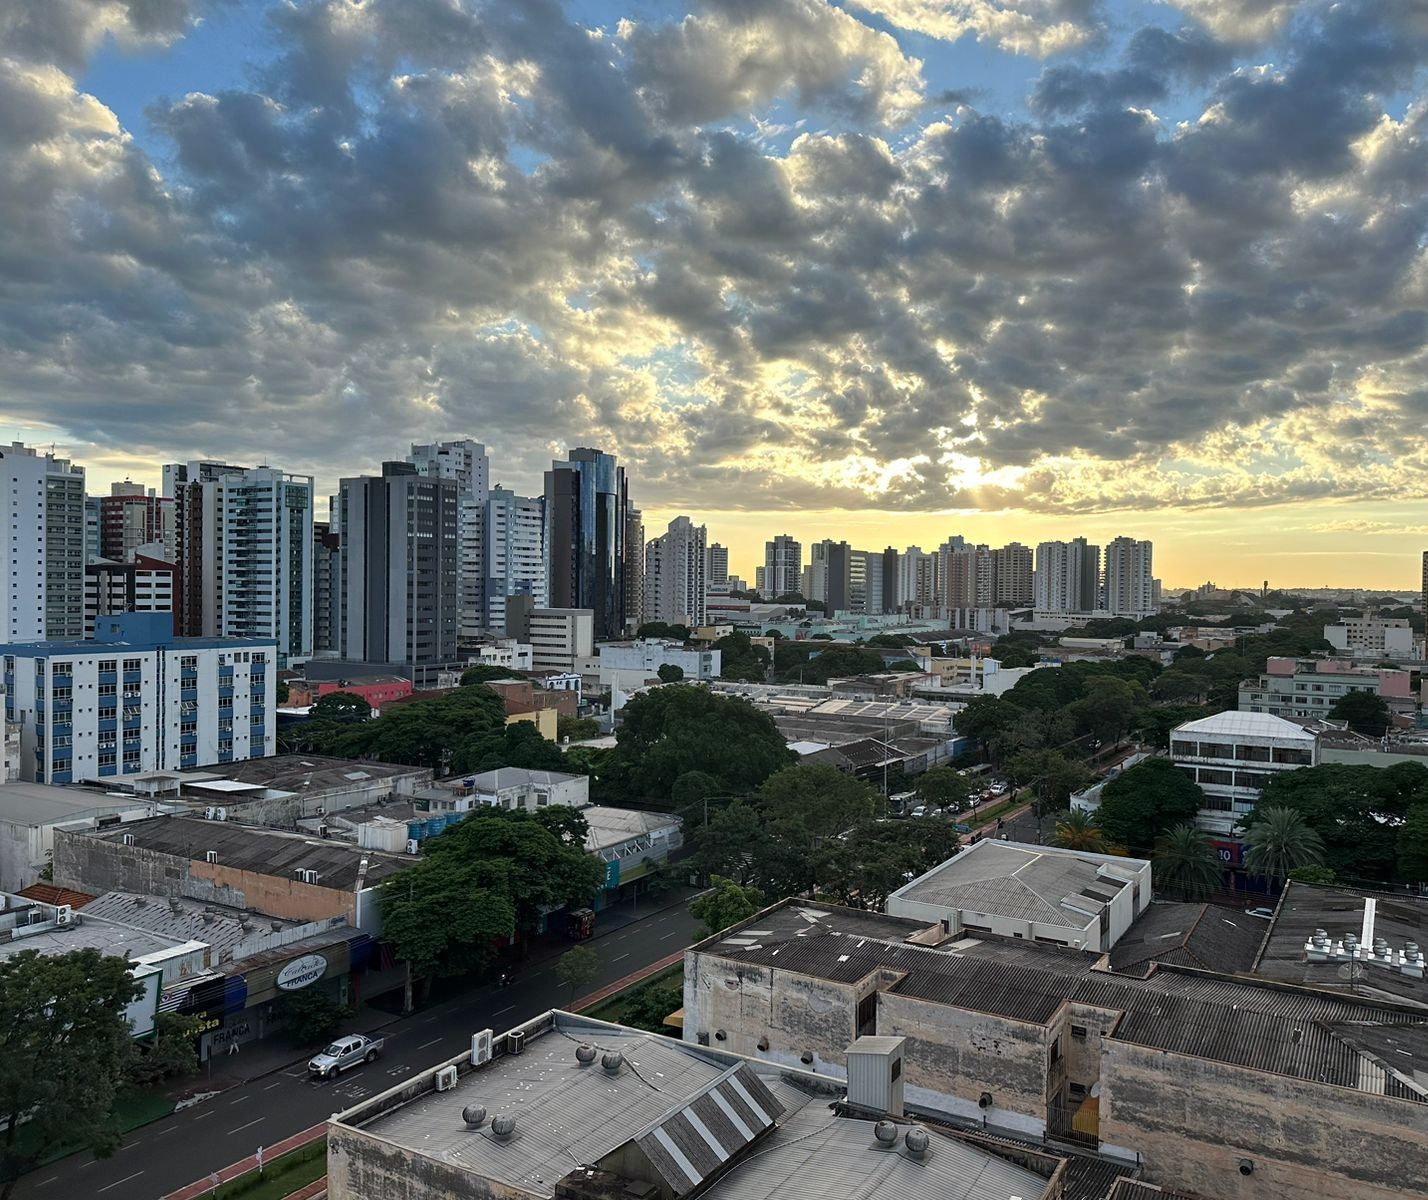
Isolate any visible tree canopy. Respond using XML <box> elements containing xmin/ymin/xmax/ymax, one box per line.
<box><xmin>1327</xmin><ymin>690</ymin><xmax>1392</xmax><ymax>737</ymax></box>
<box><xmin>0</xmin><ymin>949</ymin><xmax>142</xmax><ymax>1198</ymax></box>
<box><xmin>451</xmin><ymin>720</ymin><xmax>567</xmax><ymax>774</ymax></box>
<box><xmin>714</xmin><ymin>631</ymin><xmax>770</xmax><ymax>683</ymax></box>
<box><xmin>690</xmin><ymin>876</ymin><xmax>765</xmax><ymax>937</ymax></box>
<box><xmin>1243</xmin><ymin>806</ymin><xmax>1325</xmax><ymax>884</ymax></box>
<box><xmin>914</xmin><ymin>766</ymin><xmax>970</xmax><ymax>813</ymax></box>
<box><xmin>1153</xmin><ymin>824</ymin><xmax>1222</xmax><ymax>901</ymax></box>
<box><xmin>309</xmin><ymin>690</ymin><xmax>372</xmax><ymax>722</ymax></box>
<box><xmin>1095</xmin><ymin>758</ymin><xmax>1205</xmax><ymax>855</ymax></box>
<box><xmin>606</xmin><ymin>685</ymin><xmax>793</xmax><ymax>801</ymax></box>
<box><xmin>637</xmin><ymin>622</ymin><xmax>691</xmax><ymax>641</ymax></box>
<box><xmin>657</xmin><ymin>663</ymin><xmax>685</xmax><ymax>683</ymax></box>
<box><xmin>378</xmin><ymin>808</ymin><xmax>603</xmax><ymax>980</ymax></box>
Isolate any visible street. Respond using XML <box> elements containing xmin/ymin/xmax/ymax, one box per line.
<box><xmin>17</xmin><ymin>902</ymin><xmax>699</xmax><ymax>1200</ymax></box>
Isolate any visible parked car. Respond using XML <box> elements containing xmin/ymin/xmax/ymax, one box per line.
<box><xmin>909</xmin><ymin>805</ymin><xmax>929</xmax><ymax>818</ymax></box>
<box><xmin>1245</xmin><ymin>907</ymin><xmax>1275</xmax><ymax>920</ymax></box>
<box><xmin>308</xmin><ymin>1034</ymin><xmax>384</xmax><ymax>1079</ymax></box>
<box><xmin>952</xmin><ymin>822</ymin><xmax>972</xmax><ymax>834</ymax></box>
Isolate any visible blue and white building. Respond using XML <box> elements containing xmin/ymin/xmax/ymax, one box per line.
<box><xmin>2</xmin><ymin>612</ymin><xmax>275</xmax><ymax>785</ymax></box>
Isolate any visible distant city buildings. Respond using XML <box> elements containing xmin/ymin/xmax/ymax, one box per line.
<box><xmin>1103</xmin><ymin>536</ymin><xmax>1154</xmax><ymax>617</ymax></box>
<box><xmin>408</xmin><ymin>439</ymin><xmax>489</xmax><ymax>651</ymax></box>
<box><xmin>763</xmin><ymin>535</ymin><xmax>802</xmax><ymax>599</ymax></box>
<box><xmin>1034</xmin><ymin>537</ymin><xmax>1100</xmax><ymax>613</ymax></box>
<box><xmin>483</xmin><ymin>487</ymin><xmax>547</xmax><ymax>635</ymax></box>
<box><xmin>544</xmin><ymin>448</ymin><xmax>631</xmax><ymax>640</ymax></box>
<box><xmin>706</xmin><ymin>542</ymin><xmax>729</xmax><ymax>586</ymax></box>
<box><xmin>643</xmin><ymin>516</ymin><xmax>707</xmax><ymax>627</ymax></box>
<box><xmin>1</xmin><ymin>443</ymin><xmax>86</xmax><ymax>643</ymax></box>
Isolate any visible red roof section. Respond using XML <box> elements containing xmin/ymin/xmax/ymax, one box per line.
<box><xmin>15</xmin><ymin>883</ymin><xmax>97</xmax><ymax>909</ymax></box>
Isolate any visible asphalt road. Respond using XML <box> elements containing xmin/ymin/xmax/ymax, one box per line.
<box><xmin>18</xmin><ymin>902</ymin><xmax>700</xmax><ymax>1200</ymax></box>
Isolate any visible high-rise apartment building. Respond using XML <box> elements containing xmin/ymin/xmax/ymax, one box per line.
<box><xmin>896</xmin><ymin>546</ymin><xmax>938</xmax><ymax>609</ymax></box>
<box><xmin>408</xmin><ymin>440</ymin><xmax>488</xmax><ymax>647</ymax></box>
<box><xmin>807</xmin><ymin>540</ymin><xmax>853</xmax><ymax>612</ymax></box>
<box><xmin>706</xmin><ymin>543</ymin><xmax>729</xmax><ymax>587</ymax></box>
<box><xmin>165</xmin><ymin>462</ymin><xmax>314</xmax><ymax>664</ymax></box>
<box><xmin>1033</xmin><ymin>537</ymin><xmax>1101</xmax><ymax>613</ymax></box>
<box><xmin>942</xmin><ymin>544</ymin><xmax>994</xmax><ymax>608</ymax></box>
<box><xmin>763</xmin><ymin>535</ymin><xmax>802</xmax><ymax>599</ymax></box>
<box><xmin>624</xmin><ymin>507</ymin><xmax>644</xmax><ymax>629</ymax></box>
<box><xmin>98</xmin><ymin>481</ymin><xmax>175</xmax><ymax>564</ymax></box>
<box><xmin>881</xmin><ymin>548</ymin><xmax>899</xmax><ymax>615</ymax></box>
<box><xmin>644</xmin><ymin>516</ymin><xmax>707</xmax><ymax>627</ymax></box>
<box><xmin>992</xmin><ymin>542</ymin><xmax>1034</xmax><ymax>606</ymax></box>
<box><xmin>544</xmin><ymin>448</ymin><xmax>629</xmax><ymax>641</ymax></box>
<box><xmin>336</xmin><ymin>462</ymin><xmax>459</xmax><ymax>666</ymax></box>
<box><xmin>84</xmin><ymin>496</ymin><xmax>101</xmax><ymax>564</ymax></box>
<box><xmin>484</xmin><ymin>487</ymin><xmax>547</xmax><ymax>634</ymax></box>
<box><xmin>312</xmin><ymin>520</ymin><xmax>341</xmax><ymax>655</ymax></box>
<box><xmin>0</xmin><ymin>443</ymin><xmax>86</xmax><ymax>643</ymax></box>
<box><xmin>1104</xmin><ymin>536</ymin><xmax>1155</xmax><ymax>617</ymax></box>
<box><xmin>84</xmin><ymin>552</ymin><xmax>178</xmax><ymax>638</ymax></box>
<box><xmin>2</xmin><ymin>612</ymin><xmax>274</xmax><ymax>784</ymax></box>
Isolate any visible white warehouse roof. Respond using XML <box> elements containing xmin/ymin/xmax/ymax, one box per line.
<box><xmin>1173</xmin><ymin>711</ymin><xmax>1317</xmax><ymax>742</ymax></box>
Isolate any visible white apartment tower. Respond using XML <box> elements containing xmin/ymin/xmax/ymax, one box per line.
<box><xmin>484</xmin><ymin>487</ymin><xmax>547</xmax><ymax>634</ymax></box>
<box><xmin>992</xmin><ymin>542</ymin><xmax>1034</xmax><ymax>606</ymax></box>
<box><xmin>896</xmin><ymin>547</ymin><xmax>938</xmax><ymax>609</ymax></box>
<box><xmin>166</xmin><ymin>462</ymin><xmax>315</xmax><ymax>665</ymax></box>
<box><xmin>643</xmin><ymin>516</ymin><xmax>708</xmax><ymax>627</ymax></box>
<box><xmin>1034</xmin><ymin>537</ymin><xmax>1101</xmax><ymax>613</ymax></box>
<box><xmin>409</xmin><ymin>440</ymin><xmax>489</xmax><ymax>647</ymax></box>
<box><xmin>706</xmin><ymin>543</ymin><xmax>729</xmax><ymax>587</ymax></box>
<box><xmin>763</xmin><ymin>535</ymin><xmax>802</xmax><ymax>599</ymax></box>
<box><xmin>0</xmin><ymin>443</ymin><xmax>86</xmax><ymax>643</ymax></box>
<box><xmin>1104</xmin><ymin>536</ymin><xmax>1155</xmax><ymax>617</ymax></box>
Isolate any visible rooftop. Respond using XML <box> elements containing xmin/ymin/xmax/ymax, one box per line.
<box><xmin>0</xmin><ymin>781</ymin><xmax>159</xmax><ymax>827</ymax></box>
<box><xmin>699</xmin><ymin>900</ymin><xmax>1428</xmax><ymax>1104</ymax></box>
<box><xmin>174</xmin><ymin>754</ymin><xmax>428</xmax><ymax>794</ymax></box>
<box><xmin>464</xmin><ymin>767</ymin><xmax>585</xmax><ymax>791</ymax></box>
<box><xmin>582</xmin><ymin>805</ymin><xmax>681</xmax><ymax>853</ymax></box>
<box><xmin>80</xmin><ymin>892</ymin><xmax>311</xmax><ymax>963</ymax></box>
<box><xmin>0</xmin><ymin>902</ymin><xmax>191</xmax><ymax>964</ymax></box>
<box><xmin>337</xmin><ymin>1014</ymin><xmax>1051</xmax><ymax>1200</ymax></box>
<box><xmin>1109</xmin><ymin>902</ymin><xmax>1268</xmax><ymax>978</ymax></box>
<box><xmin>1172</xmin><ymin>710</ymin><xmax>1318</xmax><ymax>742</ymax></box>
<box><xmin>1254</xmin><ymin>882</ymin><xmax>1428</xmax><ymax>1007</ymax></box>
<box><xmin>887</xmin><ymin>841</ymin><xmax>1147</xmax><ymax>930</ymax></box>
<box><xmin>84</xmin><ymin>816</ymin><xmax>409</xmax><ymax>890</ymax></box>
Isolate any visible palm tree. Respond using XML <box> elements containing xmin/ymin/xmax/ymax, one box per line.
<box><xmin>1052</xmin><ymin>809</ymin><xmax>1108</xmax><ymax>853</ymax></box>
<box><xmin>1243</xmin><ymin>807</ymin><xmax>1325</xmax><ymax>885</ymax></box>
<box><xmin>1153</xmin><ymin>823</ymin><xmax>1222</xmax><ymax>901</ymax></box>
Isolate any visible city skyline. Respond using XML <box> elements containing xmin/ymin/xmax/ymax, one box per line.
<box><xmin>4</xmin><ymin>1</ymin><xmax>1427</xmax><ymax>589</ymax></box>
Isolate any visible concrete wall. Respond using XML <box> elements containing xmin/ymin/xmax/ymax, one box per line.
<box><xmin>1100</xmin><ymin>1038</ymin><xmax>1428</xmax><ymax>1200</ymax></box>
<box><xmin>327</xmin><ymin>1126</ymin><xmax>532</xmax><ymax>1200</ymax></box>
<box><xmin>52</xmin><ymin>828</ymin><xmax>357</xmax><ymax>923</ymax></box>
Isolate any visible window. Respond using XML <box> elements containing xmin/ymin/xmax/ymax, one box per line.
<box><xmin>98</xmin><ymin>683</ymin><xmax>116</xmax><ymax>697</ymax></box>
<box><xmin>99</xmin><ymin>659</ymin><xmax>116</xmax><ymax>673</ymax></box>
<box><xmin>98</xmin><ymin>751</ymin><xmax>116</xmax><ymax>767</ymax></box>
<box><xmin>122</xmin><ymin>659</ymin><xmax>141</xmax><ymax>672</ymax></box>
<box><xmin>1070</xmin><ymin>1024</ymin><xmax>1088</xmax><ymax>1039</ymax></box>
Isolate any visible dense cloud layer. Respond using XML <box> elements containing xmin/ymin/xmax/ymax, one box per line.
<box><xmin>0</xmin><ymin>0</ymin><xmax>1426</xmax><ymax>516</ymax></box>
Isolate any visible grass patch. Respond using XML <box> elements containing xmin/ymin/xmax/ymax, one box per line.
<box><xmin>210</xmin><ymin>1139</ymin><xmax>326</xmax><ymax>1200</ymax></box>
<box><xmin>583</xmin><ymin>962</ymin><xmax>683</xmax><ymax>1026</ymax></box>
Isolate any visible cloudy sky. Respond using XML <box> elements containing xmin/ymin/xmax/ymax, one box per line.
<box><xmin>2</xmin><ymin>0</ymin><xmax>1426</xmax><ymax>587</ymax></box>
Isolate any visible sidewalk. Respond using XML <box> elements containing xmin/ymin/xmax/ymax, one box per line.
<box><xmin>173</xmin><ymin>885</ymin><xmax>698</xmax><ymax>1097</ymax></box>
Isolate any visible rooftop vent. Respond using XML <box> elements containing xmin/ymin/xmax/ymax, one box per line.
<box><xmin>575</xmin><ymin>1043</ymin><xmax>597</xmax><ymax>1066</ymax></box>
<box><xmin>491</xmin><ymin>1114</ymin><xmax>516</xmax><ymax>1141</ymax></box>
<box><xmin>168</xmin><ymin>897</ymin><xmax>181</xmax><ymax>913</ymax></box>
<box><xmin>602</xmin><ymin>1051</ymin><xmax>623</xmax><ymax>1075</ymax></box>
<box><xmin>873</xmin><ymin>1120</ymin><xmax>898</xmax><ymax>1147</ymax></box>
<box><xmin>122</xmin><ymin>833</ymin><xmax>135</xmax><ymax>846</ymax></box>
<box><xmin>904</xmin><ymin>1129</ymin><xmax>930</xmax><ymax>1159</ymax></box>
<box><xmin>204</xmin><ymin>850</ymin><xmax>218</xmax><ymax>863</ymax></box>
<box><xmin>462</xmin><ymin>1105</ymin><xmax>487</xmax><ymax>1129</ymax></box>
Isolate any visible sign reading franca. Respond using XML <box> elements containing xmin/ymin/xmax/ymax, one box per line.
<box><xmin>276</xmin><ymin>953</ymin><xmax>329</xmax><ymax>991</ymax></box>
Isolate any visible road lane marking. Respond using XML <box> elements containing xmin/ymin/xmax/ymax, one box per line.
<box><xmin>228</xmin><ymin>1095</ymin><xmax>249</xmax><ymax>1105</ymax></box>
<box><xmin>228</xmin><ymin>1117</ymin><xmax>265</xmax><ymax>1135</ymax></box>
<box><xmin>611</xmin><ymin>953</ymin><xmax>630</xmax><ymax>963</ymax></box>
<box><xmin>152</xmin><ymin>1125</ymin><xmax>177</xmax><ymax>1137</ymax></box>
<box><xmin>193</xmin><ymin>1110</ymin><xmax>214</xmax><ymax>1120</ymax></box>
<box><xmin>263</xmin><ymin>1080</ymin><xmax>284</xmax><ymax>1090</ymax></box>
<box><xmin>417</xmin><ymin>1038</ymin><xmax>442</xmax><ymax>1049</ymax></box>
<box><xmin>422</xmin><ymin>1015</ymin><xmax>439</xmax><ymax>1023</ymax></box>
<box><xmin>660</xmin><ymin>932</ymin><xmax>680</xmax><ymax>940</ymax></box>
<box><xmin>97</xmin><ymin>1171</ymin><xmax>145</xmax><ymax>1192</ymax></box>
<box><xmin>35</xmin><ymin>1175</ymin><xmax>60</xmax><ymax>1186</ymax></box>
<box><xmin>494</xmin><ymin>1005</ymin><xmax>514</xmax><ymax>1017</ymax></box>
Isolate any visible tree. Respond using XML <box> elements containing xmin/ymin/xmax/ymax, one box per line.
<box><xmin>0</xmin><ymin>950</ymin><xmax>141</xmax><ymax>1198</ymax></box>
<box><xmin>1328</xmin><ymin>690</ymin><xmax>1392</xmax><ymax>737</ymax></box>
<box><xmin>623</xmin><ymin>983</ymin><xmax>684</xmax><ymax>1033</ymax></box>
<box><xmin>610</xmin><ymin>686</ymin><xmax>793</xmax><ymax>801</ymax></box>
<box><xmin>1095</xmin><ymin>759</ymin><xmax>1205</xmax><ymax>856</ymax></box>
<box><xmin>533</xmin><ymin>805</ymin><xmax>590</xmax><ymax>848</ymax></box>
<box><xmin>453</xmin><ymin>720</ymin><xmax>567</xmax><ymax>773</ymax></box>
<box><xmin>1288</xmin><ymin>865</ymin><xmax>1337</xmax><ymax>885</ymax></box>
<box><xmin>1052</xmin><ymin>809</ymin><xmax>1108</xmax><ymax>853</ymax></box>
<box><xmin>554</xmin><ymin>945</ymin><xmax>601</xmax><ymax>1003</ymax></box>
<box><xmin>379</xmin><ymin>809</ymin><xmax>603</xmax><ymax>985</ymax></box>
<box><xmin>277</xmin><ymin>986</ymin><xmax>349</xmax><ymax>1045</ymax></box>
<box><xmin>785</xmin><ymin>644</ymin><xmax>885</xmax><ymax>685</ymax></box>
<box><xmin>298</xmin><ymin>684</ymin><xmax>507</xmax><ymax>771</ymax></box>
<box><xmin>129</xmin><ymin>1012</ymin><xmax>204</xmax><ymax>1090</ymax></box>
<box><xmin>1243</xmin><ymin>806</ymin><xmax>1325</xmax><ymax>885</ymax></box>
<box><xmin>558</xmin><ymin>715</ymin><xmax>601</xmax><ymax>742</ymax></box>
<box><xmin>460</xmin><ymin>664</ymin><xmax>525</xmax><ymax>686</ymax></box>
<box><xmin>276</xmin><ymin>679</ymin><xmax>290</xmax><ymax>704</ymax></box>
<box><xmin>1154</xmin><ymin>824</ymin><xmax>1222</xmax><ymax>901</ymax></box>
<box><xmin>1397</xmin><ymin>804</ymin><xmax>1428</xmax><ymax>884</ymax></box>
<box><xmin>713</xmin><ymin>631</ymin><xmax>770</xmax><ymax>683</ymax></box>
<box><xmin>952</xmin><ymin>695</ymin><xmax>1023</xmax><ymax>759</ymax></box>
<box><xmin>1070</xmin><ymin>676</ymin><xmax>1146</xmax><ymax>745</ymax></box>
<box><xmin>914</xmin><ymin>766</ymin><xmax>970</xmax><ymax>813</ymax></box>
<box><xmin>1006</xmin><ymin>750</ymin><xmax>1091</xmax><ymax>817</ymax></box>
<box><xmin>756</xmin><ymin>765</ymin><xmax>883</xmax><ymax>852</ymax></box>
<box><xmin>310</xmin><ymin>690</ymin><xmax>372</xmax><ymax>722</ymax></box>
<box><xmin>690</xmin><ymin>876</ymin><xmax>765</xmax><ymax>937</ymax></box>
<box><xmin>637</xmin><ymin>622</ymin><xmax>691</xmax><ymax>641</ymax></box>
<box><xmin>657</xmin><ymin>663</ymin><xmax>685</xmax><ymax>683</ymax></box>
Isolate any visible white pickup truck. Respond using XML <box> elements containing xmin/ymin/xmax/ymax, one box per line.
<box><xmin>308</xmin><ymin>1034</ymin><xmax>384</xmax><ymax>1079</ymax></box>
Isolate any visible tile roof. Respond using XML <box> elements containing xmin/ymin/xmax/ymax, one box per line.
<box><xmin>14</xmin><ymin>882</ymin><xmax>97</xmax><ymax>909</ymax></box>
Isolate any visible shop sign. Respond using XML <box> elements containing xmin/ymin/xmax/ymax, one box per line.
<box><xmin>276</xmin><ymin>953</ymin><xmax>329</xmax><ymax>991</ymax></box>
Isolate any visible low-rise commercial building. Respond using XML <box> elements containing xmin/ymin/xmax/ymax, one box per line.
<box><xmin>325</xmin><ymin>1012</ymin><xmax>1061</xmax><ymax>1200</ymax></box>
<box><xmin>2</xmin><ymin>612</ymin><xmax>276</xmax><ymax>785</ymax></box>
<box><xmin>598</xmin><ymin>639</ymin><xmax>721</xmax><ymax>693</ymax></box>
<box><xmin>0</xmin><ymin>780</ymin><xmax>162</xmax><ymax>891</ymax></box>
<box><xmin>685</xmin><ymin>899</ymin><xmax>1428</xmax><ymax>1200</ymax></box>
<box><xmin>1239</xmin><ymin>656</ymin><xmax>1413</xmax><ymax>721</ymax></box>
<box><xmin>442</xmin><ymin>767</ymin><xmax>590</xmax><ymax>813</ymax></box>
<box><xmin>887</xmin><ymin>840</ymin><xmax>1152</xmax><ymax>952</ymax></box>
<box><xmin>52</xmin><ymin>815</ymin><xmax>409</xmax><ymax>931</ymax></box>
<box><xmin>1168</xmin><ymin>710</ymin><xmax>1318</xmax><ymax>838</ymax></box>
<box><xmin>1325</xmin><ymin>615</ymin><xmax>1416</xmax><ymax>660</ymax></box>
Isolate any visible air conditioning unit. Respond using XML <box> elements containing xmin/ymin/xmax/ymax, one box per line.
<box><xmin>405</xmin><ymin>839</ymin><xmax>420</xmax><ymax>855</ymax></box>
<box><xmin>215</xmin><ymin>808</ymin><xmax>227</xmax><ymax>821</ymax></box>
<box><xmin>204</xmin><ymin>807</ymin><xmax>215</xmax><ymax>820</ymax></box>
<box><xmin>55</xmin><ymin>905</ymin><xmax>72</xmax><ymax>927</ymax></box>
<box><xmin>471</xmin><ymin>1029</ymin><xmax>493</xmax><ymax>1066</ymax></box>
<box><xmin>435</xmin><ymin>1065</ymin><xmax>458</xmax><ymax>1091</ymax></box>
